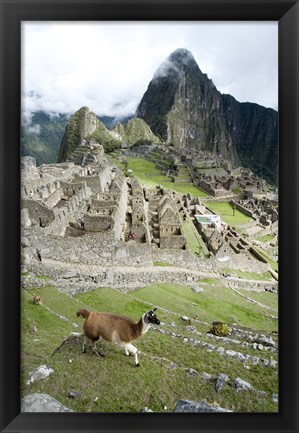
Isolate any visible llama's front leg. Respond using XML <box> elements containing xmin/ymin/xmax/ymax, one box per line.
<box><xmin>122</xmin><ymin>343</ymin><xmax>140</xmax><ymax>366</ymax></box>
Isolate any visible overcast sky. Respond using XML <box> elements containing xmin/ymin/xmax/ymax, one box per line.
<box><xmin>22</xmin><ymin>21</ymin><xmax>278</xmax><ymax>123</ymax></box>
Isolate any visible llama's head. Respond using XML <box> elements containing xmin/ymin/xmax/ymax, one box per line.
<box><xmin>144</xmin><ymin>308</ymin><xmax>160</xmax><ymax>326</ymax></box>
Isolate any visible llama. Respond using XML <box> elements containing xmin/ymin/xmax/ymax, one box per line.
<box><xmin>76</xmin><ymin>308</ymin><xmax>160</xmax><ymax>366</ymax></box>
<box><xmin>188</xmin><ymin>315</ymin><xmax>198</xmax><ymax>325</ymax></box>
<box><xmin>33</xmin><ymin>295</ymin><xmax>42</xmax><ymax>305</ymax></box>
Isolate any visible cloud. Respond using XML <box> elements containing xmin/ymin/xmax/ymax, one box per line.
<box><xmin>22</xmin><ymin>21</ymin><xmax>278</xmax><ymax>118</ymax></box>
<box><xmin>28</xmin><ymin>124</ymin><xmax>41</xmax><ymax>134</ymax></box>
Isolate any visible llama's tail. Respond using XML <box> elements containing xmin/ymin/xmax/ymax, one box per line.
<box><xmin>76</xmin><ymin>309</ymin><xmax>90</xmax><ymax>319</ymax></box>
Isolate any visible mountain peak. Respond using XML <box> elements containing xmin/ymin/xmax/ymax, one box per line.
<box><xmin>153</xmin><ymin>48</ymin><xmax>198</xmax><ymax>80</ymax></box>
<box><xmin>169</xmin><ymin>48</ymin><xmax>195</xmax><ymax>64</ymax></box>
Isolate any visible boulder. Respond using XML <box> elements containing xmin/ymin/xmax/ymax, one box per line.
<box><xmin>21</xmin><ymin>393</ymin><xmax>73</xmax><ymax>412</ymax></box>
<box><xmin>215</xmin><ymin>373</ymin><xmax>229</xmax><ymax>393</ymax></box>
<box><xmin>234</xmin><ymin>377</ymin><xmax>253</xmax><ymax>392</ymax></box>
<box><xmin>26</xmin><ymin>365</ymin><xmax>54</xmax><ymax>385</ymax></box>
<box><xmin>173</xmin><ymin>400</ymin><xmax>233</xmax><ymax>412</ymax></box>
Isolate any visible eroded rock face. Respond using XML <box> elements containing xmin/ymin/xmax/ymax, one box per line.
<box><xmin>136</xmin><ymin>48</ymin><xmax>278</xmax><ymax>183</ymax></box>
<box><xmin>21</xmin><ymin>393</ymin><xmax>73</xmax><ymax>412</ymax></box>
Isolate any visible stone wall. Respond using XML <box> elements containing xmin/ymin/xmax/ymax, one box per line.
<box><xmin>43</xmin><ymin>186</ymin><xmax>64</xmax><ymax>208</ymax></box>
<box><xmin>99</xmin><ymin>167</ymin><xmax>115</xmax><ymax>192</ymax></box>
<box><xmin>23</xmin><ymin>226</ymin><xmax>153</xmax><ymax>267</ymax></box>
<box><xmin>152</xmin><ymin>248</ymin><xmax>215</xmax><ymax>272</ymax></box>
<box><xmin>160</xmin><ymin>235</ymin><xmax>186</xmax><ymax>249</ymax></box>
<box><xmin>21</xmin><ymin>199</ymin><xmax>55</xmax><ymax>227</ymax></box>
<box><xmin>73</xmin><ymin>174</ymin><xmax>102</xmax><ymax>191</ymax></box>
<box><xmin>83</xmin><ymin>213</ymin><xmax>114</xmax><ymax>231</ymax></box>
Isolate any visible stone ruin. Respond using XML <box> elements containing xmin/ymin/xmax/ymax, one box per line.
<box><xmin>234</xmin><ymin>198</ymin><xmax>278</xmax><ymax>227</ymax></box>
<box><xmin>21</xmin><ymin>154</ymin><xmax>275</xmax><ymax>277</ymax></box>
<box><xmin>21</xmin><ymin>156</ymin><xmax>187</xmax><ymax>250</ymax></box>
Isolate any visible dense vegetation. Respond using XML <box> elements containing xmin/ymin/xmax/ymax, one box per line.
<box><xmin>21</xmin><ymin>111</ymin><xmax>69</xmax><ymax>165</ymax></box>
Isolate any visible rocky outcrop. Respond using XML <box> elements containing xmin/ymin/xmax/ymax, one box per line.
<box><xmin>136</xmin><ymin>48</ymin><xmax>278</xmax><ymax>183</ymax></box>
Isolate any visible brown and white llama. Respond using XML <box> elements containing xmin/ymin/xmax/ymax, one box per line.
<box><xmin>32</xmin><ymin>295</ymin><xmax>42</xmax><ymax>305</ymax></box>
<box><xmin>76</xmin><ymin>308</ymin><xmax>160</xmax><ymax>366</ymax></box>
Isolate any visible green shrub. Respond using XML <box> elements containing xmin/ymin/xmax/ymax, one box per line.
<box><xmin>208</xmin><ymin>322</ymin><xmax>231</xmax><ymax>337</ymax></box>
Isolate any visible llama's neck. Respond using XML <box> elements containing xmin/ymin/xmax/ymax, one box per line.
<box><xmin>141</xmin><ymin>314</ymin><xmax>151</xmax><ymax>335</ymax></box>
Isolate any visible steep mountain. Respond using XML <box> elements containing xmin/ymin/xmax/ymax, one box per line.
<box><xmin>136</xmin><ymin>48</ymin><xmax>278</xmax><ymax>183</ymax></box>
<box><xmin>57</xmin><ymin>107</ymin><xmax>126</xmax><ymax>162</ymax></box>
<box><xmin>112</xmin><ymin>118</ymin><xmax>161</xmax><ymax>145</ymax></box>
<box><xmin>57</xmin><ymin>107</ymin><xmax>161</xmax><ymax>162</ymax></box>
<box><xmin>222</xmin><ymin>95</ymin><xmax>278</xmax><ymax>181</ymax></box>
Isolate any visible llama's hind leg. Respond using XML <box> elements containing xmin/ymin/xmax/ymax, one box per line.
<box><xmin>92</xmin><ymin>339</ymin><xmax>104</xmax><ymax>358</ymax></box>
<box><xmin>82</xmin><ymin>335</ymin><xmax>87</xmax><ymax>353</ymax></box>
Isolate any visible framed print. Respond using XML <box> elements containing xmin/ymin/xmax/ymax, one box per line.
<box><xmin>0</xmin><ymin>0</ymin><xmax>298</xmax><ymax>432</ymax></box>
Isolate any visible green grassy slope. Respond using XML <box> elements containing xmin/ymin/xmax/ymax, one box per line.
<box><xmin>22</xmin><ymin>280</ymin><xmax>278</xmax><ymax>413</ymax></box>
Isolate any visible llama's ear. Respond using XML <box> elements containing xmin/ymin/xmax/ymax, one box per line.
<box><xmin>153</xmin><ymin>307</ymin><xmax>157</xmax><ymax>312</ymax></box>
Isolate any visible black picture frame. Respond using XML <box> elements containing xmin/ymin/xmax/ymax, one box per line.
<box><xmin>0</xmin><ymin>0</ymin><xmax>298</xmax><ymax>432</ymax></box>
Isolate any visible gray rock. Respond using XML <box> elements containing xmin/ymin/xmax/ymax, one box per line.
<box><xmin>258</xmin><ymin>336</ymin><xmax>276</xmax><ymax>348</ymax></box>
<box><xmin>21</xmin><ymin>393</ymin><xmax>73</xmax><ymax>412</ymax></box>
<box><xmin>226</xmin><ymin>350</ymin><xmax>236</xmax><ymax>357</ymax></box>
<box><xmin>235</xmin><ymin>353</ymin><xmax>246</xmax><ymax>361</ymax></box>
<box><xmin>21</xmin><ymin>237</ymin><xmax>30</xmax><ymax>247</ymax></box>
<box><xmin>81</xmin><ymin>250</ymin><xmax>99</xmax><ymax>260</ymax></box>
<box><xmin>217</xmin><ymin>347</ymin><xmax>225</xmax><ymax>355</ymax></box>
<box><xmin>260</xmin><ymin>359</ymin><xmax>269</xmax><ymax>367</ymax></box>
<box><xmin>187</xmin><ymin>368</ymin><xmax>198</xmax><ymax>376</ymax></box>
<box><xmin>62</xmin><ymin>271</ymin><xmax>78</xmax><ymax>279</ymax></box>
<box><xmin>68</xmin><ymin>390</ymin><xmax>81</xmax><ymax>399</ymax></box>
<box><xmin>251</xmin><ymin>356</ymin><xmax>260</xmax><ymax>365</ymax></box>
<box><xmin>173</xmin><ymin>400</ymin><xmax>233</xmax><ymax>413</ymax></box>
<box><xmin>234</xmin><ymin>378</ymin><xmax>253</xmax><ymax>392</ymax></box>
<box><xmin>270</xmin><ymin>359</ymin><xmax>278</xmax><ymax>368</ymax></box>
<box><xmin>141</xmin><ymin>406</ymin><xmax>153</xmax><ymax>412</ymax></box>
<box><xmin>115</xmin><ymin>247</ymin><xmax>127</xmax><ymax>259</ymax></box>
<box><xmin>192</xmin><ymin>286</ymin><xmax>204</xmax><ymax>293</ymax></box>
<box><xmin>201</xmin><ymin>372</ymin><xmax>212</xmax><ymax>381</ymax></box>
<box><xmin>272</xmin><ymin>394</ymin><xmax>278</xmax><ymax>403</ymax></box>
<box><xmin>26</xmin><ymin>365</ymin><xmax>54</xmax><ymax>385</ymax></box>
<box><xmin>215</xmin><ymin>373</ymin><xmax>229</xmax><ymax>393</ymax></box>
